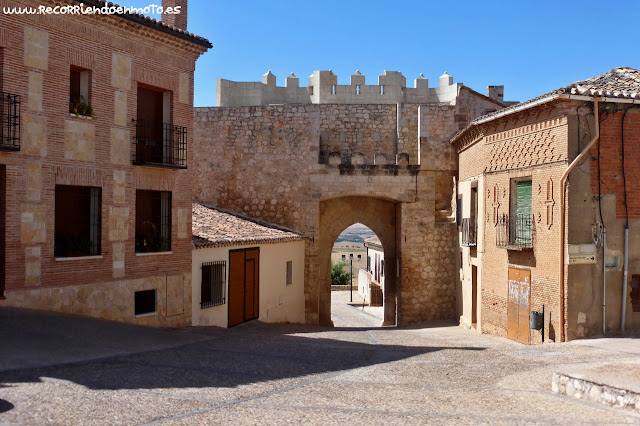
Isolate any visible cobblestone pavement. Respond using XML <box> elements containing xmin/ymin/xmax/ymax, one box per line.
<box><xmin>1</xmin><ymin>297</ymin><xmax>639</xmax><ymax>425</ymax></box>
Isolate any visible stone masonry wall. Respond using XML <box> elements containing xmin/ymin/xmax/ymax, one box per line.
<box><xmin>194</xmin><ymin>103</ymin><xmax>460</xmax><ymax>325</ymax></box>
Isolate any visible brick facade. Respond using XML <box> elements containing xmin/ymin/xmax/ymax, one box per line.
<box><xmin>0</xmin><ymin>0</ymin><xmax>209</xmax><ymax>326</ymax></box>
<box><xmin>456</xmin><ymin>95</ymin><xmax>640</xmax><ymax>342</ymax></box>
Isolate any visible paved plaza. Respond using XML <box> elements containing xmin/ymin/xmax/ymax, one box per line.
<box><xmin>1</xmin><ymin>292</ymin><xmax>639</xmax><ymax>425</ymax></box>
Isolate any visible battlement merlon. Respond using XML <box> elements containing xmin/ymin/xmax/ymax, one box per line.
<box><xmin>216</xmin><ymin>70</ymin><xmax>508</xmax><ymax>107</ymax></box>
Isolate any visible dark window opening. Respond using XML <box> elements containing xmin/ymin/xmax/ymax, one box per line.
<box><xmin>0</xmin><ymin>165</ymin><xmax>5</xmax><ymax>298</ymax></box>
<box><xmin>201</xmin><ymin>261</ymin><xmax>225</xmax><ymax>308</ymax></box>
<box><xmin>135</xmin><ymin>190</ymin><xmax>171</xmax><ymax>253</ymax></box>
<box><xmin>286</xmin><ymin>260</ymin><xmax>293</xmax><ymax>285</ymax></box>
<box><xmin>69</xmin><ymin>66</ymin><xmax>92</xmax><ymax>117</ymax></box>
<box><xmin>381</xmin><ymin>259</ymin><xmax>384</xmax><ymax>277</ymax></box>
<box><xmin>341</xmin><ymin>254</ymin><xmax>345</xmax><ymax>261</ymax></box>
<box><xmin>367</xmin><ymin>256</ymin><xmax>371</xmax><ymax>272</ymax></box>
<box><xmin>357</xmin><ymin>254</ymin><xmax>361</xmax><ymax>261</ymax></box>
<box><xmin>631</xmin><ymin>275</ymin><xmax>640</xmax><ymax>313</ymax></box>
<box><xmin>54</xmin><ymin>185</ymin><xmax>101</xmax><ymax>257</ymax></box>
<box><xmin>134</xmin><ymin>289</ymin><xmax>156</xmax><ymax>315</ymax></box>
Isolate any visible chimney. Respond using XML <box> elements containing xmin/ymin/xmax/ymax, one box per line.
<box><xmin>162</xmin><ymin>0</ymin><xmax>188</xmax><ymax>31</ymax></box>
<box><xmin>487</xmin><ymin>86</ymin><xmax>504</xmax><ymax>103</ymax></box>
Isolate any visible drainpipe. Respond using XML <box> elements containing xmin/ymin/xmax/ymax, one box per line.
<box><xmin>559</xmin><ymin>99</ymin><xmax>600</xmax><ymax>342</ymax></box>
<box><xmin>621</xmin><ymin>226</ymin><xmax>629</xmax><ymax>331</ymax></box>
<box><xmin>602</xmin><ymin>228</ymin><xmax>607</xmax><ymax>334</ymax></box>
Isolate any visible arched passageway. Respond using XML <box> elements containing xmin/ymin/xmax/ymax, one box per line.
<box><xmin>319</xmin><ymin>196</ymin><xmax>399</xmax><ymax>326</ymax></box>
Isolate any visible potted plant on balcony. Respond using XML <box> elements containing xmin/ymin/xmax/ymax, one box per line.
<box><xmin>69</xmin><ymin>95</ymin><xmax>94</xmax><ymax>118</ymax></box>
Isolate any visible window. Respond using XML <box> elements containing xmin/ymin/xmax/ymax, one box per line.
<box><xmin>69</xmin><ymin>66</ymin><xmax>92</xmax><ymax>117</ymax></box>
<box><xmin>201</xmin><ymin>261</ymin><xmax>225</xmax><ymax>308</ymax></box>
<box><xmin>134</xmin><ymin>85</ymin><xmax>186</xmax><ymax>168</ymax></box>
<box><xmin>357</xmin><ymin>254</ymin><xmax>361</xmax><ymax>261</ymax></box>
<box><xmin>54</xmin><ymin>185</ymin><xmax>101</xmax><ymax>257</ymax></box>
<box><xmin>135</xmin><ymin>190</ymin><xmax>171</xmax><ymax>253</ymax></box>
<box><xmin>497</xmin><ymin>178</ymin><xmax>533</xmax><ymax>248</ymax></box>
<box><xmin>341</xmin><ymin>254</ymin><xmax>345</xmax><ymax>261</ymax></box>
<box><xmin>381</xmin><ymin>259</ymin><xmax>384</xmax><ymax>277</ymax></box>
<box><xmin>456</xmin><ymin>196</ymin><xmax>463</xmax><ymax>227</ymax></box>
<box><xmin>134</xmin><ymin>289</ymin><xmax>156</xmax><ymax>316</ymax></box>
<box><xmin>286</xmin><ymin>260</ymin><xmax>293</xmax><ymax>285</ymax></box>
<box><xmin>367</xmin><ymin>256</ymin><xmax>371</xmax><ymax>271</ymax></box>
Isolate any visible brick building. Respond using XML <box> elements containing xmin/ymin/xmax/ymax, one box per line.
<box><xmin>452</xmin><ymin>67</ymin><xmax>640</xmax><ymax>342</ymax></box>
<box><xmin>0</xmin><ymin>0</ymin><xmax>210</xmax><ymax>326</ymax></box>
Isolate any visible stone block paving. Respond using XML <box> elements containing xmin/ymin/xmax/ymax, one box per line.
<box><xmin>1</xmin><ymin>302</ymin><xmax>640</xmax><ymax>425</ymax></box>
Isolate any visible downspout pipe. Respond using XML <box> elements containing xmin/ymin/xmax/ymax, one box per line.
<box><xmin>559</xmin><ymin>99</ymin><xmax>600</xmax><ymax>342</ymax></box>
<box><xmin>622</xmin><ymin>226</ymin><xmax>629</xmax><ymax>331</ymax></box>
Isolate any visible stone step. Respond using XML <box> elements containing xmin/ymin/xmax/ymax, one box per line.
<box><xmin>552</xmin><ymin>363</ymin><xmax>640</xmax><ymax>413</ymax></box>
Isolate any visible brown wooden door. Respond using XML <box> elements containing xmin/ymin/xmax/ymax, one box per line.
<box><xmin>507</xmin><ymin>267</ymin><xmax>531</xmax><ymax>344</ymax></box>
<box><xmin>228</xmin><ymin>248</ymin><xmax>260</xmax><ymax>327</ymax></box>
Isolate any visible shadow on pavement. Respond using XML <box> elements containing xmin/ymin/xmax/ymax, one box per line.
<box><xmin>0</xmin><ymin>308</ymin><xmax>484</xmax><ymax>391</ymax></box>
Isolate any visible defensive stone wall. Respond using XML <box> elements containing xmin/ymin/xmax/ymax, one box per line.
<box><xmin>217</xmin><ymin>70</ymin><xmax>506</xmax><ymax>107</ymax></box>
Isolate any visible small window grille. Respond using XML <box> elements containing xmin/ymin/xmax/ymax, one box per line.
<box><xmin>286</xmin><ymin>261</ymin><xmax>293</xmax><ymax>285</ymax></box>
<box><xmin>201</xmin><ymin>261</ymin><xmax>226</xmax><ymax>308</ymax></box>
<box><xmin>134</xmin><ymin>289</ymin><xmax>156</xmax><ymax>316</ymax></box>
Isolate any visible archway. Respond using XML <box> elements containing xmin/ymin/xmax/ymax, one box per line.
<box><xmin>330</xmin><ymin>223</ymin><xmax>385</xmax><ymax>327</ymax></box>
<box><xmin>318</xmin><ymin>196</ymin><xmax>399</xmax><ymax>326</ymax></box>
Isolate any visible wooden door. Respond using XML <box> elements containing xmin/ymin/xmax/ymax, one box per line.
<box><xmin>471</xmin><ymin>265</ymin><xmax>478</xmax><ymax>327</ymax></box>
<box><xmin>507</xmin><ymin>267</ymin><xmax>531</xmax><ymax>344</ymax></box>
<box><xmin>228</xmin><ymin>248</ymin><xmax>260</xmax><ymax>327</ymax></box>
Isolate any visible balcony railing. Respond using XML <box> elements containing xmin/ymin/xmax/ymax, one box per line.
<box><xmin>0</xmin><ymin>92</ymin><xmax>21</xmax><ymax>151</ymax></box>
<box><xmin>461</xmin><ymin>217</ymin><xmax>477</xmax><ymax>247</ymax></box>
<box><xmin>496</xmin><ymin>213</ymin><xmax>534</xmax><ymax>249</ymax></box>
<box><xmin>133</xmin><ymin>119</ymin><xmax>187</xmax><ymax>169</ymax></box>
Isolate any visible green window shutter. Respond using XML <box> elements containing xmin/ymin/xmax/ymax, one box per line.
<box><xmin>516</xmin><ymin>181</ymin><xmax>532</xmax><ymax>217</ymax></box>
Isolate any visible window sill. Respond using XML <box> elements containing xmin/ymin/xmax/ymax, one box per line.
<box><xmin>68</xmin><ymin>113</ymin><xmax>93</xmax><ymax>120</ymax></box>
<box><xmin>135</xmin><ymin>251</ymin><xmax>173</xmax><ymax>257</ymax></box>
<box><xmin>55</xmin><ymin>255</ymin><xmax>103</xmax><ymax>261</ymax></box>
<box><xmin>135</xmin><ymin>311</ymin><xmax>157</xmax><ymax>318</ymax></box>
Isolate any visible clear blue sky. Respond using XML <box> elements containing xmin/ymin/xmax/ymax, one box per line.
<box><xmin>123</xmin><ymin>0</ymin><xmax>640</xmax><ymax>107</ymax></box>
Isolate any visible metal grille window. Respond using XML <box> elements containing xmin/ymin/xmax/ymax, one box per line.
<box><xmin>461</xmin><ymin>217</ymin><xmax>477</xmax><ymax>247</ymax></box>
<box><xmin>133</xmin><ymin>120</ymin><xmax>187</xmax><ymax>169</ymax></box>
<box><xmin>54</xmin><ymin>185</ymin><xmax>101</xmax><ymax>257</ymax></box>
<box><xmin>135</xmin><ymin>190</ymin><xmax>171</xmax><ymax>253</ymax></box>
<box><xmin>286</xmin><ymin>261</ymin><xmax>293</xmax><ymax>285</ymax></box>
<box><xmin>0</xmin><ymin>92</ymin><xmax>20</xmax><ymax>151</ymax></box>
<box><xmin>201</xmin><ymin>261</ymin><xmax>225</xmax><ymax>308</ymax></box>
<box><xmin>134</xmin><ymin>289</ymin><xmax>156</xmax><ymax>316</ymax></box>
<box><xmin>496</xmin><ymin>213</ymin><xmax>534</xmax><ymax>249</ymax></box>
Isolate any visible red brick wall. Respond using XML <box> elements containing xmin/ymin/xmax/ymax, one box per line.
<box><xmin>0</xmin><ymin>0</ymin><xmax>207</xmax><ymax>324</ymax></box>
<box><xmin>590</xmin><ymin>109</ymin><xmax>640</xmax><ymax>219</ymax></box>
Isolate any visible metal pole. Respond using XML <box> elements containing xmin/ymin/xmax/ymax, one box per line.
<box><xmin>621</xmin><ymin>227</ymin><xmax>629</xmax><ymax>331</ymax></box>
<box><xmin>350</xmin><ymin>257</ymin><xmax>353</xmax><ymax>302</ymax></box>
<box><xmin>602</xmin><ymin>228</ymin><xmax>607</xmax><ymax>335</ymax></box>
<box><xmin>542</xmin><ymin>304</ymin><xmax>545</xmax><ymax>344</ymax></box>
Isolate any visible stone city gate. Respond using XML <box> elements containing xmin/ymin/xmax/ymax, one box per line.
<box><xmin>193</xmin><ymin>70</ymin><xmax>506</xmax><ymax>325</ymax></box>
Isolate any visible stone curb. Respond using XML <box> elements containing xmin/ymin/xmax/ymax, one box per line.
<box><xmin>552</xmin><ymin>372</ymin><xmax>640</xmax><ymax>413</ymax></box>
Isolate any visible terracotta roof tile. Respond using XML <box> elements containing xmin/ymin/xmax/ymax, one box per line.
<box><xmin>76</xmin><ymin>0</ymin><xmax>212</xmax><ymax>48</ymax></box>
<box><xmin>452</xmin><ymin>67</ymin><xmax>640</xmax><ymax>143</ymax></box>
<box><xmin>192</xmin><ymin>203</ymin><xmax>306</xmax><ymax>248</ymax></box>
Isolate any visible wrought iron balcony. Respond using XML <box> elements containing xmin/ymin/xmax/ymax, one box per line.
<box><xmin>496</xmin><ymin>213</ymin><xmax>534</xmax><ymax>249</ymax></box>
<box><xmin>133</xmin><ymin>119</ymin><xmax>187</xmax><ymax>169</ymax></box>
<box><xmin>461</xmin><ymin>217</ymin><xmax>477</xmax><ymax>247</ymax></box>
<box><xmin>0</xmin><ymin>92</ymin><xmax>21</xmax><ymax>151</ymax></box>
